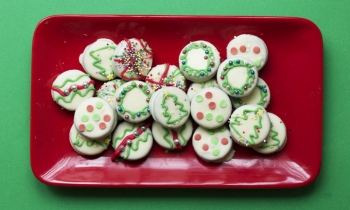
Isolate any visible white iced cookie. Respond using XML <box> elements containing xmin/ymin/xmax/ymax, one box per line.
<box><xmin>74</xmin><ymin>97</ymin><xmax>117</xmax><ymax>140</ymax></box>
<box><xmin>145</xmin><ymin>63</ymin><xmax>187</xmax><ymax>91</ymax></box>
<box><xmin>51</xmin><ymin>70</ymin><xmax>95</xmax><ymax>111</ymax></box>
<box><xmin>152</xmin><ymin>119</ymin><xmax>193</xmax><ymax>150</ymax></box>
<box><xmin>112</xmin><ymin>38</ymin><xmax>153</xmax><ymax>81</ymax></box>
<box><xmin>229</xmin><ymin>104</ymin><xmax>270</xmax><ymax>147</ymax></box>
<box><xmin>149</xmin><ymin>87</ymin><xmax>190</xmax><ymax>129</ymax></box>
<box><xmin>226</xmin><ymin>34</ymin><xmax>268</xmax><ymax>71</ymax></box>
<box><xmin>79</xmin><ymin>38</ymin><xmax>117</xmax><ymax>81</ymax></box>
<box><xmin>69</xmin><ymin>124</ymin><xmax>110</xmax><ymax>156</ymax></box>
<box><xmin>192</xmin><ymin>126</ymin><xmax>234</xmax><ymax>163</ymax></box>
<box><xmin>231</xmin><ymin>78</ymin><xmax>271</xmax><ymax>109</ymax></box>
<box><xmin>191</xmin><ymin>88</ymin><xmax>232</xmax><ymax>129</ymax></box>
<box><xmin>115</xmin><ymin>81</ymin><xmax>153</xmax><ymax>123</ymax></box>
<box><xmin>217</xmin><ymin>57</ymin><xmax>258</xmax><ymax>97</ymax></box>
<box><xmin>111</xmin><ymin>122</ymin><xmax>153</xmax><ymax>161</ymax></box>
<box><xmin>96</xmin><ymin>79</ymin><xmax>125</xmax><ymax>108</ymax></box>
<box><xmin>179</xmin><ymin>40</ymin><xmax>220</xmax><ymax>82</ymax></box>
<box><xmin>187</xmin><ymin>79</ymin><xmax>219</xmax><ymax>101</ymax></box>
<box><xmin>253</xmin><ymin>113</ymin><xmax>287</xmax><ymax>154</ymax></box>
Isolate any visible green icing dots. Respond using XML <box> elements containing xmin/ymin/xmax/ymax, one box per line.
<box><xmin>220</xmin><ymin>100</ymin><xmax>227</xmax><ymax>108</ymax></box>
<box><xmin>207</xmin><ymin>130</ymin><xmax>215</xmax><ymax>135</ymax></box>
<box><xmin>216</xmin><ymin>115</ymin><xmax>224</xmax><ymax>123</ymax></box>
<box><xmin>86</xmin><ymin>124</ymin><xmax>94</xmax><ymax>131</ymax></box>
<box><xmin>93</xmin><ymin>114</ymin><xmax>100</xmax><ymax>122</ymax></box>
<box><xmin>219</xmin><ymin>126</ymin><xmax>226</xmax><ymax>132</ymax></box>
<box><xmin>96</xmin><ymin>101</ymin><xmax>103</xmax><ymax>109</ymax></box>
<box><xmin>211</xmin><ymin>137</ymin><xmax>219</xmax><ymax>145</ymax></box>
<box><xmin>254</xmin><ymin>60</ymin><xmax>261</xmax><ymax>67</ymax></box>
<box><xmin>206</xmin><ymin>113</ymin><xmax>213</xmax><ymax>121</ymax></box>
<box><xmin>196</xmin><ymin>95</ymin><xmax>203</xmax><ymax>102</ymax></box>
<box><xmin>212</xmin><ymin>149</ymin><xmax>220</xmax><ymax>156</ymax></box>
<box><xmin>81</xmin><ymin>115</ymin><xmax>89</xmax><ymax>122</ymax></box>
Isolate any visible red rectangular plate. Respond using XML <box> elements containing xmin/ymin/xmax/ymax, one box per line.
<box><xmin>31</xmin><ymin>15</ymin><xmax>323</xmax><ymax>188</ymax></box>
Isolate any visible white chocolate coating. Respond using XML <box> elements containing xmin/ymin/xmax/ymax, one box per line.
<box><xmin>191</xmin><ymin>87</ymin><xmax>232</xmax><ymax>129</ymax></box>
<box><xmin>179</xmin><ymin>40</ymin><xmax>220</xmax><ymax>82</ymax></box>
<box><xmin>217</xmin><ymin>57</ymin><xmax>258</xmax><ymax>97</ymax></box>
<box><xmin>187</xmin><ymin>79</ymin><xmax>219</xmax><ymax>101</ymax></box>
<box><xmin>152</xmin><ymin>119</ymin><xmax>193</xmax><ymax>150</ymax></box>
<box><xmin>79</xmin><ymin>38</ymin><xmax>117</xmax><ymax>81</ymax></box>
<box><xmin>74</xmin><ymin>97</ymin><xmax>117</xmax><ymax>140</ymax></box>
<box><xmin>226</xmin><ymin>34</ymin><xmax>268</xmax><ymax>71</ymax></box>
<box><xmin>69</xmin><ymin>124</ymin><xmax>110</xmax><ymax>156</ymax></box>
<box><xmin>96</xmin><ymin>79</ymin><xmax>125</xmax><ymax>109</ymax></box>
<box><xmin>192</xmin><ymin>126</ymin><xmax>233</xmax><ymax>163</ymax></box>
<box><xmin>229</xmin><ymin>104</ymin><xmax>270</xmax><ymax>147</ymax></box>
<box><xmin>51</xmin><ymin>70</ymin><xmax>94</xmax><ymax>111</ymax></box>
<box><xmin>253</xmin><ymin>113</ymin><xmax>287</xmax><ymax>154</ymax></box>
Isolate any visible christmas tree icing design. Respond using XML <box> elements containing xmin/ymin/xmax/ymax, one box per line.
<box><xmin>89</xmin><ymin>45</ymin><xmax>116</xmax><ymax>80</ymax></box>
<box><xmin>161</xmin><ymin>91</ymin><xmax>188</xmax><ymax>125</ymax></box>
<box><xmin>259</xmin><ymin>129</ymin><xmax>280</xmax><ymax>149</ymax></box>
<box><xmin>230</xmin><ymin>108</ymin><xmax>264</xmax><ymax>145</ymax></box>
<box><xmin>161</xmin><ymin>123</ymin><xmax>187</xmax><ymax>149</ymax></box>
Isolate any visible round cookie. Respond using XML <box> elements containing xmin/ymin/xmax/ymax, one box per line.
<box><xmin>112</xmin><ymin>38</ymin><xmax>153</xmax><ymax>81</ymax></box>
<box><xmin>96</xmin><ymin>79</ymin><xmax>125</xmax><ymax>108</ymax></box>
<box><xmin>74</xmin><ymin>97</ymin><xmax>117</xmax><ymax>140</ymax></box>
<box><xmin>149</xmin><ymin>87</ymin><xmax>190</xmax><ymax>129</ymax></box>
<box><xmin>231</xmin><ymin>78</ymin><xmax>271</xmax><ymax>109</ymax></box>
<box><xmin>253</xmin><ymin>113</ymin><xmax>287</xmax><ymax>154</ymax></box>
<box><xmin>191</xmin><ymin>87</ymin><xmax>232</xmax><ymax>129</ymax></box>
<box><xmin>226</xmin><ymin>34</ymin><xmax>268</xmax><ymax>71</ymax></box>
<box><xmin>51</xmin><ymin>70</ymin><xmax>95</xmax><ymax>111</ymax></box>
<box><xmin>179</xmin><ymin>40</ymin><xmax>220</xmax><ymax>82</ymax></box>
<box><xmin>192</xmin><ymin>126</ymin><xmax>234</xmax><ymax>163</ymax></box>
<box><xmin>69</xmin><ymin>124</ymin><xmax>110</xmax><ymax>156</ymax></box>
<box><xmin>152</xmin><ymin>119</ymin><xmax>193</xmax><ymax>150</ymax></box>
<box><xmin>217</xmin><ymin>57</ymin><xmax>258</xmax><ymax>97</ymax></box>
<box><xmin>79</xmin><ymin>38</ymin><xmax>117</xmax><ymax>81</ymax></box>
<box><xmin>111</xmin><ymin>122</ymin><xmax>153</xmax><ymax>161</ymax></box>
<box><xmin>229</xmin><ymin>104</ymin><xmax>270</xmax><ymax>147</ymax></box>
<box><xmin>187</xmin><ymin>79</ymin><xmax>219</xmax><ymax>101</ymax></box>
<box><xmin>145</xmin><ymin>63</ymin><xmax>187</xmax><ymax>91</ymax></box>
<box><xmin>115</xmin><ymin>81</ymin><xmax>153</xmax><ymax>123</ymax></box>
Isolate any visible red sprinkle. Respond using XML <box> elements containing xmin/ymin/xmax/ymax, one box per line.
<box><xmin>240</xmin><ymin>45</ymin><xmax>246</xmax><ymax>52</ymax></box>
<box><xmin>253</xmin><ymin>46</ymin><xmax>261</xmax><ymax>54</ymax></box>
<box><xmin>208</xmin><ymin>102</ymin><xmax>216</xmax><ymax>110</ymax></box>
<box><xmin>104</xmin><ymin>115</ymin><xmax>111</xmax><ymax>122</ymax></box>
<box><xmin>196</xmin><ymin>112</ymin><xmax>204</xmax><ymax>120</ymax></box>
<box><xmin>221</xmin><ymin>138</ymin><xmax>229</xmax><ymax>145</ymax></box>
<box><xmin>194</xmin><ymin>134</ymin><xmax>202</xmax><ymax>141</ymax></box>
<box><xmin>205</xmin><ymin>92</ymin><xmax>213</xmax><ymax>99</ymax></box>
<box><xmin>202</xmin><ymin>144</ymin><xmax>209</xmax><ymax>151</ymax></box>
<box><xmin>99</xmin><ymin>122</ymin><xmax>106</xmax><ymax>130</ymax></box>
<box><xmin>78</xmin><ymin>124</ymin><xmax>85</xmax><ymax>132</ymax></box>
<box><xmin>230</xmin><ymin>47</ymin><xmax>238</xmax><ymax>55</ymax></box>
<box><xmin>86</xmin><ymin>105</ymin><xmax>94</xmax><ymax>112</ymax></box>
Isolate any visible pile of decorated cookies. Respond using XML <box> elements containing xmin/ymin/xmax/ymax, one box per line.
<box><xmin>51</xmin><ymin>35</ymin><xmax>287</xmax><ymax>163</ymax></box>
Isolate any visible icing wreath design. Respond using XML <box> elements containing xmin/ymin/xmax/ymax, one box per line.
<box><xmin>232</xmin><ymin>84</ymin><xmax>268</xmax><ymax>107</ymax></box>
<box><xmin>89</xmin><ymin>45</ymin><xmax>116</xmax><ymax>80</ymax></box>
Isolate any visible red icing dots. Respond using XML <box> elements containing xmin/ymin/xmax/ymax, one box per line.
<box><xmin>87</xmin><ymin>105</ymin><xmax>94</xmax><ymax>112</ymax></box>
<box><xmin>240</xmin><ymin>45</ymin><xmax>246</xmax><ymax>52</ymax></box>
<box><xmin>208</xmin><ymin>102</ymin><xmax>216</xmax><ymax>110</ymax></box>
<box><xmin>202</xmin><ymin>144</ymin><xmax>209</xmax><ymax>151</ymax></box>
<box><xmin>78</xmin><ymin>124</ymin><xmax>85</xmax><ymax>132</ymax></box>
<box><xmin>99</xmin><ymin>122</ymin><xmax>106</xmax><ymax>130</ymax></box>
<box><xmin>205</xmin><ymin>92</ymin><xmax>212</xmax><ymax>99</ymax></box>
<box><xmin>253</xmin><ymin>46</ymin><xmax>261</xmax><ymax>54</ymax></box>
<box><xmin>196</xmin><ymin>112</ymin><xmax>204</xmax><ymax>120</ymax></box>
<box><xmin>221</xmin><ymin>138</ymin><xmax>229</xmax><ymax>145</ymax></box>
<box><xmin>194</xmin><ymin>134</ymin><xmax>202</xmax><ymax>141</ymax></box>
<box><xmin>230</xmin><ymin>47</ymin><xmax>238</xmax><ymax>55</ymax></box>
<box><xmin>104</xmin><ymin>115</ymin><xmax>111</xmax><ymax>122</ymax></box>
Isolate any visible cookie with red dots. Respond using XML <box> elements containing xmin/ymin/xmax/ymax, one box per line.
<box><xmin>115</xmin><ymin>81</ymin><xmax>153</xmax><ymax>123</ymax></box>
<box><xmin>192</xmin><ymin>126</ymin><xmax>234</xmax><ymax>163</ymax></box>
<box><xmin>191</xmin><ymin>87</ymin><xmax>232</xmax><ymax>129</ymax></box>
<box><xmin>74</xmin><ymin>97</ymin><xmax>117</xmax><ymax>140</ymax></box>
<box><xmin>226</xmin><ymin>34</ymin><xmax>268</xmax><ymax>71</ymax></box>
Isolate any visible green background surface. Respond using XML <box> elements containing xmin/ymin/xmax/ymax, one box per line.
<box><xmin>0</xmin><ymin>0</ymin><xmax>346</xmax><ymax>209</ymax></box>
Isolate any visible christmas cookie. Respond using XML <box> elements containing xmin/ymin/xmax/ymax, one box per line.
<box><xmin>229</xmin><ymin>104</ymin><xmax>270</xmax><ymax>147</ymax></box>
<box><xmin>217</xmin><ymin>57</ymin><xmax>258</xmax><ymax>97</ymax></box>
<box><xmin>192</xmin><ymin>126</ymin><xmax>234</xmax><ymax>163</ymax></box>
<box><xmin>79</xmin><ymin>38</ymin><xmax>117</xmax><ymax>81</ymax></box>
<box><xmin>231</xmin><ymin>78</ymin><xmax>271</xmax><ymax>109</ymax></box>
<box><xmin>69</xmin><ymin>124</ymin><xmax>110</xmax><ymax>156</ymax></box>
<box><xmin>226</xmin><ymin>34</ymin><xmax>268</xmax><ymax>71</ymax></box>
<box><xmin>253</xmin><ymin>113</ymin><xmax>287</xmax><ymax>154</ymax></box>
<box><xmin>149</xmin><ymin>87</ymin><xmax>190</xmax><ymax>129</ymax></box>
<box><xmin>96</xmin><ymin>79</ymin><xmax>125</xmax><ymax>108</ymax></box>
<box><xmin>152</xmin><ymin>119</ymin><xmax>193</xmax><ymax>150</ymax></box>
<box><xmin>111</xmin><ymin>122</ymin><xmax>153</xmax><ymax>161</ymax></box>
<box><xmin>115</xmin><ymin>81</ymin><xmax>153</xmax><ymax>123</ymax></box>
<box><xmin>74</xmin><ymin>97</ymin><xmax>117</xmax><ymax>140</ymax></box>
<box><xmin>51</xmin><ymin>70</ymin><xmax>95</xmax><ymax>111</ymax></box>
<box><xmin>187</xmin><ymin>79</ymin><xmax>219</xmax><ymax>101</ymax></box>
<box><xmin>179</xmin><ymin>40</ymin><xmax>220</xmax><ymax>82</ymax></box>
<box><xmin>145</xmin><ymin>63</ymin><xmax>187</xmax><ymax>91</ymax></box>
<box><xmin>191</xmin><ymin>87</ymin><xmax>232</xmax><ymax>129</ymax></box>
<box><xmin>112</xmin><ymin>38</ymin><xmax>153</xmax><ymax>81</ymax></box>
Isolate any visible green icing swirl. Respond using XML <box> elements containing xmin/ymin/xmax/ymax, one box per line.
<box><xmin>161</xmin><ymin>92</ymin><xmax>189</xmax><ymax>125</ymax></box>
<box><xmin>73</xmin><ymin>133</ymin><xmax>108</xmax><ymax>149</ymax></box>
<box><xmin>53</xmin><ymin>74</ymin><xmax>89</xmax><ymax>88</ymax></box>
<box><xmin>259</xmin><ymin>129</ymin><xmax>280</xmax><ymax>149</ymax></box>
<box><xmin>54</xmin><ymin>86</ymin><xmax>95</xmax><ymax>103</ymax></box>
<box><xmin>161</xmin><ymin>122</ymin><xmax>188</xmax><ymax>149</ymax></box>
<box><xmin>89</xmin><ymin>45</ymin><xmax>116</xmax><ymax>79</ymax></box>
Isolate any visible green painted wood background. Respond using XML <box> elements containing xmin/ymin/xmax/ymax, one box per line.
<box><xmin>0</xmin><ymin>0</ymin><xmax>347</xmax><ymax>209</ymax></box>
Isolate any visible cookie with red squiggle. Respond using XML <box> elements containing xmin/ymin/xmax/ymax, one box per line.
<box><xmin>146</xmin><ymin>63</ymin><xmax>186</xmax><ymax>91</ymax></box>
